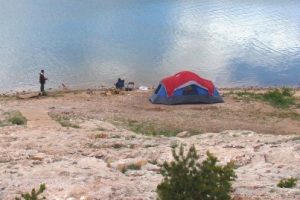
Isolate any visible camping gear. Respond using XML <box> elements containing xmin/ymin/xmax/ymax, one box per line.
<box><xmin>150</xmin><ymin>71</ymin><xmax>223</xmax><ymax>105</ymax></box>
<box><xmin>125</xmin><ymin>82</ymin><xmax>135</xmax><ymax>91</ymax></box>
<box><xmin>139</xmin><ymin>85</ymin><xmax>149</xmax><ymax>91</ymax></box>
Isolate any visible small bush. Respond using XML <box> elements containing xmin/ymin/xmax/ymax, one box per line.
<box><xmin>55</xmin><ymin>116</ymin><xmax>79</xmax><ymax>128</ymax></box>
<box><xmin>121</xmin><ymin>162</ymin><xmax>143</xmax><ymax>173</ymax></box>
<box><xmin>281</xmin><ymin>87</ymin><xmax>295</xmax><ymax>97</ymax></box>
<box><xmin>15</xmin><ymin>184</ymin><xmax>46</xmax><ymax>200</ymax></box>
<box><xmin>277</xmin><ymin>177</ymin><xmax>297</xmax><ymax>188</ymax></box>
<box><xmin>236</xmin><ymin>91</ymin><xmax>259</xmax><ymax>99</ymax></box>
<box><xmin>8</xmin><ymin>111</ymin><xmax>27</xmax><ymax>125</ymax></box>
<box><xmin>157</xmin><ymin>145</ymin><xmax>236</xmax><ymax>200</ymax></box>
<box><xmin>127</xmin><ymin>163</ymin><xmax>142</xmax><ymax>170</ymax></box>
<box><xmin>262</xmin><ymin>89</ymin><xmax>295</xmax><ymax>108</ymax></box>
<box><xmin>234</xmin><ymin>88</ymin><xmax>296</xmax><ymax>108</ymax></box>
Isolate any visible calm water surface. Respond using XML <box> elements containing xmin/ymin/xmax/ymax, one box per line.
<box><xmin>0</xmin><ymin>0</ymin><xmax>300</xmax><ymax>91</ymax></box>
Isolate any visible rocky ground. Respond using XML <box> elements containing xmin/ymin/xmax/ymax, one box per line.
<box><xmin>0</xmin><ymin>88</ymin><xmax>300</xmax><ymax>200</ymax></box>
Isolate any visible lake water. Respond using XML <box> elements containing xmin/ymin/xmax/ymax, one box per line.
<box><xmin>1</xmin><ymin>0</ymin><xmax>300</xmax><ymax>92</ymax></box>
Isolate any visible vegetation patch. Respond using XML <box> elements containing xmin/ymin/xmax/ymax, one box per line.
<box><xmin>0</xmin><ymin>110</ymin><xmax>27</xmax><ymax>126</ymax></box>
<box><xmin>127</xmin><ymin>163</ymin><xmax>142</xmax><ymax>170</ymax></box>
<box><xmin>273</xmin><ymin>111</ymin><xmax>300</xmax><ymax>121</ymax></box>
<box><xmin>95</xmin><ymin>127</ymin><xmax>106</xmax><ymax>131</ymax></box>
<box><xmin>111</xmin><ymin>134</ymin><xmax>121</xmax><ymax>138</ymax></box>
<box><xmin>291</xmin><ymin>136</ymin><xmax>300</xmax><ymax>141</ymax></box>
<box><xmin>149</xmin><ymin>159</ymin><xmax>158</xmax><ymax>165</ymax></box>
<box><xmin>94</xmin><ymin>133</ymin><xmax>108</xmax><ymax>139</ymax></box>
<box><xmin>125</xmin><ymin>120</ymin><xmax>181</xmax><ymax>137</ymax></box>
<box><xmin>277</xmin><ymin>177</ymin><xmax>298</xmax><ymax>188</ymax></box>
<box><xmin>157</xmin><ymin>145</ymin><xmax>236</xmax><ymax>200</ymax></box>
<box><xmin>121</xmin><ymin>162</ymin><xmax>144</xmax><ymax>173</ymax></box>
<box><xmin>8</xmin><ymin>111</ymin><xmax>27</xmax><ymax>125</ymax></box>
<box><xmin>234</xmin><ymin>88</ymin><xmax>296</xmax><ymax>108</ymax></box>
<box><xmin>54</xmin><ymin>116</ymin><xmax>80</xmax><ymax>128</ymax></box>
<box><xmin>262</xmin><ymin>88</ymin><xmax>296</xmax><ymax>108</ymax></box>
<box><xmin>0</xmin><ymin>120</ymin><xmax>9</xmax><ymax>127</ymax></box>
<box><xmin>112</xmin><ymin>143</ymin><xmax>124</xmax><ymax>149</ymax></box>
<box><xmin>0</xmin><ymin>95</ymin><xmax>17</xmax><ymax>102</ymax></box>
<box><xmin>15</xmin><ymin>183</ymin><xmax>47</xmax><ymax>200</ymax></box>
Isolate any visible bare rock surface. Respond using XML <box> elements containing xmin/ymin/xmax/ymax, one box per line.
<box><xmin>1</xmin><ymin>122</ymin><xmax>300</xmax><ymax>200</ymax></box>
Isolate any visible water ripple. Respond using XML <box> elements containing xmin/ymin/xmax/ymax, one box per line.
<box><xmin>0</xmin><ymin>0</ymin><xmax>300</xmax><ymax>91</ymax></box>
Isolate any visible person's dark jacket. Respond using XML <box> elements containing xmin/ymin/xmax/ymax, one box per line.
<box><xmin>115</xmin><ymin>79</ymin><xmax>124</xmax><ymax>89</ymax></box>
<box><xmin>39</xmin><ymin>73</ymin><xmax>46</xmax><ymax>84</ymax></box>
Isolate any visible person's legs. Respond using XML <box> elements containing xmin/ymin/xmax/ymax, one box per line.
<box><xmin>40</xmin><ymin>83</ymin><xmax>45</xmax><ymax>92</ymax></box>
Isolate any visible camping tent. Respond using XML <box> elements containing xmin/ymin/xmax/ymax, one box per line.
<box><xmin>150</xmin><ymin>71</ymin><xmax>224</xmax><ymax>105</ymax></box>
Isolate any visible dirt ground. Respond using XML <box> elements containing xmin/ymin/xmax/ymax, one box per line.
<box><xmin>3</xmin><ymin>88</ymin><xmax>298</xmax><ymax>135</ymax></box>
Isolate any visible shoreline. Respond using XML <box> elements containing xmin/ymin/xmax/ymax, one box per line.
<box><xmin>1</xmin><ymin>87</ymin><xmax>299</xmax><ymax>136</ymax></box>
<box><xmin>1</xmin><ymin>85</ymin><xmax>300</xmax><ymax>97</ymax></box>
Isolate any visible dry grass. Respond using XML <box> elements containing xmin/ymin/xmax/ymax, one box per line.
<box><xmin>51</xmin><ymin>115</ymin><xmax>80</xmax><ymax>128</ymax></box>
<box><xmin>0</xmin><ymin>110</ymin><xmax>27</xmax><ymax>126</ymax></box>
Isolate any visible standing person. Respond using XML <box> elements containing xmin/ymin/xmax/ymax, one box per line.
<box><xmin>39</xmin><ymin>69</ymin><xmax>47</xmax><ymax>95</ymax></box>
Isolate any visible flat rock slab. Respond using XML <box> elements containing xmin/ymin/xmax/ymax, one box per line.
<box><xmin>17</xmin><ymin>92</ymin><xmax>40</xmax><ymax>99</ymax></box>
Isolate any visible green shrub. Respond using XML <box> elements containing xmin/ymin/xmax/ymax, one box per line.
<box><xmin>281</xmin><ymin>87</ymin><xmax>295</xmax><ymax>97</ymax></box>
<box><xmin>236</xmin><ymin>91</ymin><xmax>259</xmax><ymax>99</ymax></box>
<box><xmin>8</xmin><ymin>111</ymin><xmax>27</xmax><ymax>125</ymax></box>
<box><xmin>234</xmin><ymin>88</ymin><xmax>296</xmax><ymax>108</ymax></box>
<box><xmin>15</xmin><ymin>184</ymin><xmax>46</xmax><ymax>200</ymax></box>
<box><xmin>262</xmin><ymin>89</ymin><xmax>295</xmax><ymax>108</ymax></box>
<box><xmin>157</xmin><ymin>145</ymin><xmax>236</xmax><ymax>200</ymax></box>
<box><xmin>277</xmin><ymin>177</ymin><xmax>297</xmax><ymax>188</ymax></box>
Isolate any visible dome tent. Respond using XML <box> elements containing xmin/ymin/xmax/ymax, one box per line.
<box><xmin>150</xmin><ymin>71</ymin><xmax>223</xmax><ymax>105</ymax></box>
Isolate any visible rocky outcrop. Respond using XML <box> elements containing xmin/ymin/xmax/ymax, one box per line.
<box><xmin>1</xmin><ymin>120</ymin><xmax>300</xmax><ymax>200</ymax></box>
